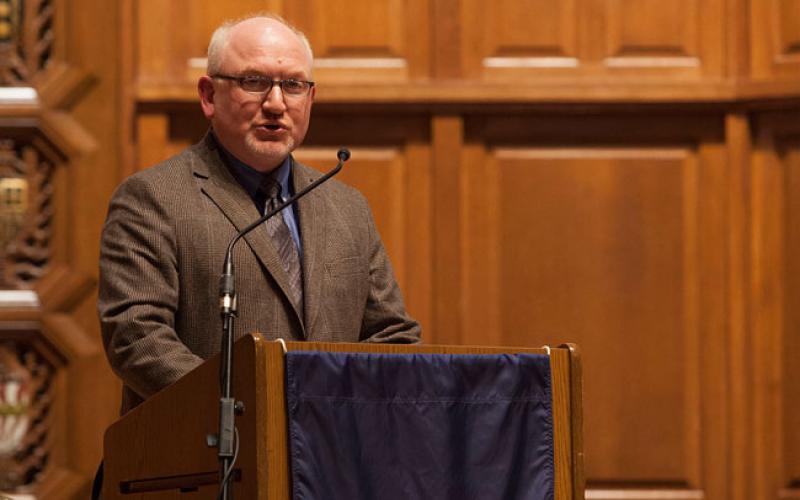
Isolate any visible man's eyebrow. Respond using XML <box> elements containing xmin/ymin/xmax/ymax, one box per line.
<box><xmin>238</xmin><ymin>68</ymin><xmax>267</xmax><ymax>76</ymax></box>
<box><xmin>237</xmin><ymin>68</ymin><xmax>309</xmax><ymax>78</ymax></box>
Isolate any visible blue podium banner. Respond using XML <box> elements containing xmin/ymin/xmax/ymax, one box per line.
<box><xmin>286</xmin><ymin>351</ymin><xmax>553</xmax><ymax>500</ymax></box>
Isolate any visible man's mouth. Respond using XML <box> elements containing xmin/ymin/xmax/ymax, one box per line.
<box><xmin>258</xmin><ymin>123</ymin><xmax>284</xmax><ymax>132</ymax></box>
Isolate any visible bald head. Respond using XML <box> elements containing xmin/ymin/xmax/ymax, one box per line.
<box><xmin>207</xmin><ymin>15</ymin><xmax>313</xmax><ymax>76</ymax></box>
<box><xmin>197</xmin><ymin>13</ymin><xmax>316</xmax><ymax>172</ymax></box>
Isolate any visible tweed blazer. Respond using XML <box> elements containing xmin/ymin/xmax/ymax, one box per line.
<box><xmin>98</xmin><ymin>134</ymin><xmax>420</xmax><ymax>413</ymax></box>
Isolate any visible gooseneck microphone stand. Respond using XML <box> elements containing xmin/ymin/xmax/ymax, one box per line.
<box><xmin>210</xmin><ymin>148</ymin><xmax>350</xmax><ymax>500</ymax></box>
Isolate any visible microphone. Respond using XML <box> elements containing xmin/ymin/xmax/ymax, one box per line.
<box><xmin>213</xmin><ymin>148</ymin><xmax>350</xmax><ymax>498</ymax></box>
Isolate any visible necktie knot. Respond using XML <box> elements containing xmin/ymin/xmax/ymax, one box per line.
<box><xmin>260</xmin><ymin>177</ymin><xmax>282</xmax><ymax>205</ymax></box>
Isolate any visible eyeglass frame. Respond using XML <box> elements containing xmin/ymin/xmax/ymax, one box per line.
<box><xmin>210</xmin><ymin>74</ymin><xmax>315</xmax><ymax>97</ymax></box>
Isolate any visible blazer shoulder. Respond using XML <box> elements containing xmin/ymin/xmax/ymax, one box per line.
<box><xmin>292</xmin><ymin>159</ymin><xmax>368</xmax><ymax>207</ymax></box>
<box><xmin>113</xmin><ymin>141</ymin><xmax>208</xmax><ymax>192</ymax></box>
<box><xmin>105</xmin><ymin>145</ymin><xmax>211</xmax><ymax>226</ymax></box>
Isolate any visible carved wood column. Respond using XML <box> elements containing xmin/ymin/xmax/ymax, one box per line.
<box><xmin>0</xmin><ymin>0</ymin><xmax>97</xmax><ymax>497</ymax></box>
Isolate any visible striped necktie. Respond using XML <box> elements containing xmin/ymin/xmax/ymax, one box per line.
<box><xmin>260</xmin><ymin>177</ymin><xmax>303</xmax><ymax>311</ymax></box>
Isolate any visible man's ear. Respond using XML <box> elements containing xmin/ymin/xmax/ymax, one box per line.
<box><xmin>198</xmin><ymin>76</ymin><xmax>215</xmax><ymax>119</ymax></box>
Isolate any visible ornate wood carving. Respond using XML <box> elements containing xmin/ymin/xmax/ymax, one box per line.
<box><xmin>0</xmin><ymin>0</ymin><xmax>54</xmax><ymax>86</ymax></box>
<box><xmin>0</xmin><ymin>139</ymin><xmax>53</xmax><ymax>289</ymax></box>
<box><xmin>0</xmin><ymin>338</ymin><xmax>52</xmax><ymax>492</ymax></box>
<box><xmin>0</xmin><ymin>1</ymin><xmax>117</xmax><ymax>498</ymax></box>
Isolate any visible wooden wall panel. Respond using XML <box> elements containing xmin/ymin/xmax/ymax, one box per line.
<box><xmin>469</xmin><ymin>149</ymin><xmax>702</xmax><ymax>488</ymax></box>
<box><xmin>136</xmin><ymin>0</ymin><xmax>281</xmax><ymax>85</ymax></box>
<box><xmin>752</xmin><ymin>114</ymin><xmax>800</xmax><ymax>500</ymax></box>
<box><xmin>135</xmin><ymin>0</ymin><xmax>430</xmax><ymax>87</ymax></box>
<box><xmin>598</xmin><ymin>0</ymin><xmax>724</xmax><ymax>76</ymax></box>
<box><xmin>784</xmin><ymin>139</ymin><xmax>800</xmax><ymax>498</ymax></box>
<box><xmin>606</xmin><ymin>0</ymin><xmax>695</xmax><ymax>56</ymax></box>
<box><xmin>461</xmin><ymin>0</ymin><xmax>579</xmax><ymax>77</ymax></box>
<box><xmin>775</xmin><ymin>0</ymin><xmax>800</xmax><ymax>58</ymax></box>
<box><xmin>456</xmin><ymin>114</ymin><xmax>727</xmax><ymax>499</ymax></box>
<box><xmin>751</xmin><ymin>0</ymin><xmax>800</xmax><ymax>79</ymax></box>
<box><xmin>134</xmin><ymin>107</ymin><xmax>206</xmax><ymax>170</ymax></box>
<box><xmin>285</xmin><ymin>0</ymin><xmax>430</xmax><ymax>82</ymax></box>
<box><xmin>460</xmin><ymin>0</ymin><xmax>723</xmax><ymax>80</ymax></box>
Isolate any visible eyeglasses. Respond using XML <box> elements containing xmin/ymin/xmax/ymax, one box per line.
<box><xmin>211</xmin><ymin>74</ymin><xmax>315</xmax><ymax>97</ymax></box>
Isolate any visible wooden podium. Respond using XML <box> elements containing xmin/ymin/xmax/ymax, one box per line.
<box><xmin>103</xmin><ymin>334</ymin><xmax>584</xmax><ymax>499</ymax></box>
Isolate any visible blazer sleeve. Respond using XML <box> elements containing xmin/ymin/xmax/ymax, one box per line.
<box><xmin>98</xmin><ymin>175</ymin><xmax>203</xmax><ymax>399</ymax></box>
<box><xmin>358</xmin><ymin>199</ymin><xmax>422</xmax><ymax>344</ymax></box>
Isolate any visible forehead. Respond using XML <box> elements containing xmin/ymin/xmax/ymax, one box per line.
<box><xmin>221</xmin><ymin>20</ymin><xmax>312</xmax><ymax>76</ymax></box>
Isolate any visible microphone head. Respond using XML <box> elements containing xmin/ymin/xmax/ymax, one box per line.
<box><xmin>337</xmin><ymin>148</ymin><xmax>351</xmax><ymax>162</ymax></box>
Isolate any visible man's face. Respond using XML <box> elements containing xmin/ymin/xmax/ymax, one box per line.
<box><xmin>198</xmin><ymin>19</ymin><xmax>315</xmax><ymax>172</ymax></box>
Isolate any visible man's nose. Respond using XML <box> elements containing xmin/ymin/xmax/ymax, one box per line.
<box><xmin>262</xmin><ymin>85</ymin><xmax>287</xmax><ymax>113</ymax></box>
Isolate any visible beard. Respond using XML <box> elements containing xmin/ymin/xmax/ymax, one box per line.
<box><xmin>242</xmin><ymin>132</ymin><xmax>295</xmax><ymax>170</ymax></box>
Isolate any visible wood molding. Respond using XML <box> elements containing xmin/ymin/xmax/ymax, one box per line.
<box><xmin>134</xmin><ymin>79</ymin><xmax>800</xmax><ymax>105</ymax></box>
<box><xmin>39</xmin><ymin>110</ymin><xmax>97</xmax><ymax>158</ymax></box>
<box><xmin>36</xmin><ymin>62</ymin><xmax>94</xmax><ymax>110</ymax></box>
<box><xmin>725</xmin><ymin>112</ymin><xmax>754</xmax><ymax>500</ymax></box>
<box><xmin>431</xmin><ymin>115</ymin><xmax>464</xmax><ymax>345</ymax></box>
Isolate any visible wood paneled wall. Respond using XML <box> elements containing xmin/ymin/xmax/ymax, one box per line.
<box><xmin>121</xmin><ymin>2</ymin><xmax>800</xmax><ymax>500</ymax></box>
<box><xmin>5</xmin><ymin>0</ymin><xmax>796</xmax><ymax>498</ymax></box>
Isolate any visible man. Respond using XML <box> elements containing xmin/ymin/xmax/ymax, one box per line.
<box><xmin>98</xmin><ymin>15</ymin><xmax>421</xmax><ymax>416</ymax></box>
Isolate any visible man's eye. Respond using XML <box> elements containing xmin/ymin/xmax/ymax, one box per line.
<box><xmin>283</xmin><ymin>80</ymin><xmax>304</xmax><ymax>92</ymax></box>
<box><xmin>241</xmin><ymin>77</ymin><xmax>267</xmax><ymax>89</ymax></box>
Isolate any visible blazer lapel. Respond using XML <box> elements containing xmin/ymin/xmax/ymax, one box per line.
<box><xmin>293</xmin><ymin>160</ymin><xmax>328</xmax><ymax>339</ymax></box>
<box><xmin>192</xmin><ymin>135</ymin><xmax>305</xmax><ymax>330</ymax></box>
